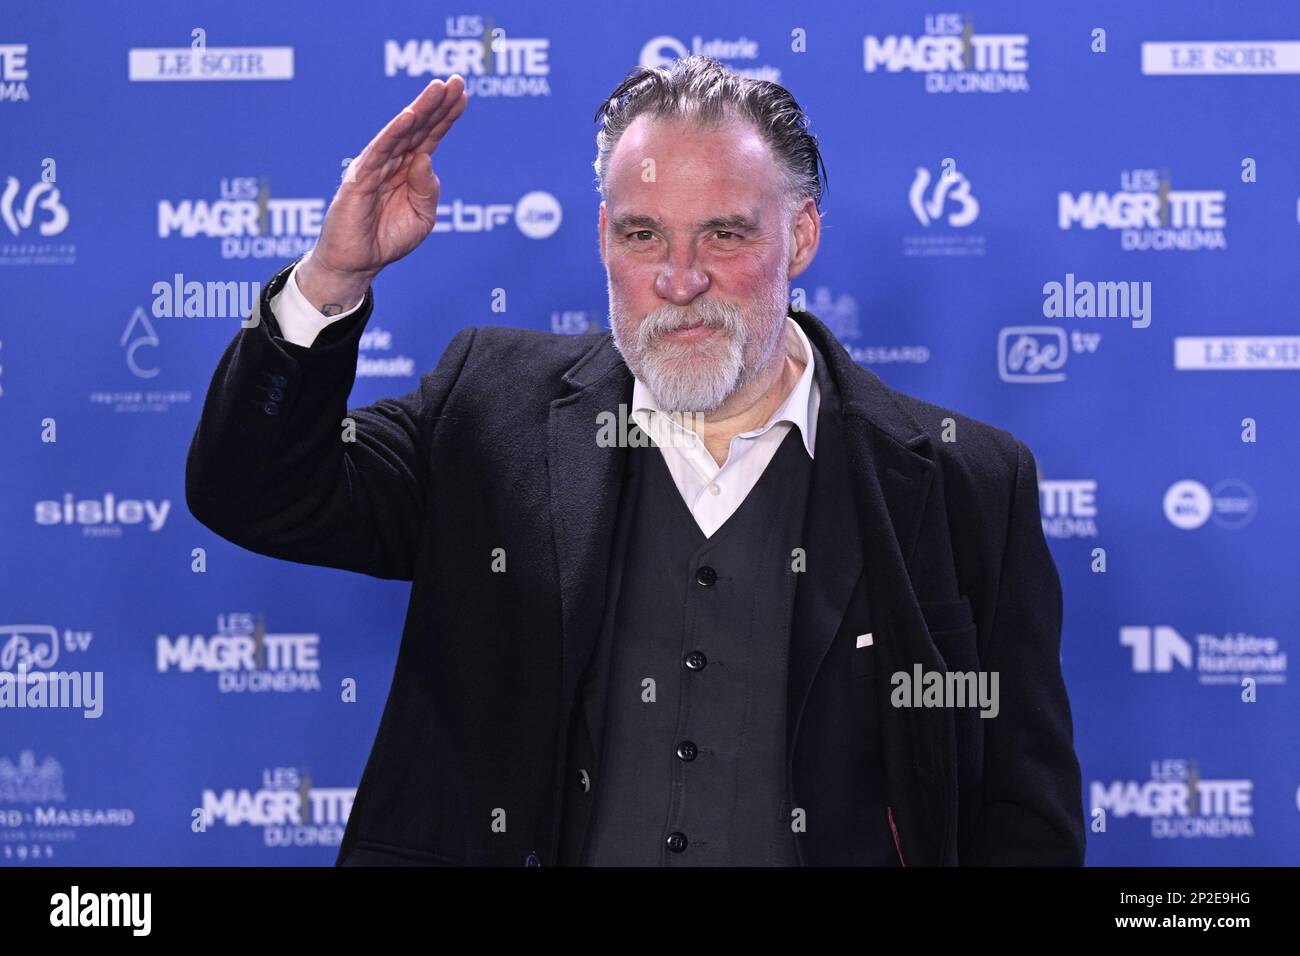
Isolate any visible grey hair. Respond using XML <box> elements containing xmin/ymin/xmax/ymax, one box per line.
<box><xmin>592</xmin><ymin>55</ymin><xmax>828</xmax><ymax>219</ymax></box>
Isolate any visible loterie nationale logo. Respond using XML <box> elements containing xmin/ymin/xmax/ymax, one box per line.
<box><xmin>864</xmin><ymin>13</ymin><xmax>1029</xmax><ymax>93</ymax></box>
<box><xmin>640</xmin><ymin>34</ymin><xmax>781</xmax><ymax>82</ymax></box>
<box><xmin>1058</xmin><ymin>168</ymin><xmax>1226</xmax><ymax>252</ymax></box>
<box><xmin>157</xmin><ymin>176</ymin><xmax>324</xmax><ymax>260</ymax></box>
<box><xmin>385</xmin><ymin>15</ymin><xmax>550</xmax><ymax>96</ymax></box>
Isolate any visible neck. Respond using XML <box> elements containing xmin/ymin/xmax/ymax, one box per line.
<box><xmin>687</xmin><ymin>335</ymin><xmax>804</xmax><ymax>467</ymax></box>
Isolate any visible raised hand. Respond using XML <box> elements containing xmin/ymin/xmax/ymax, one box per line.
<box><xmin>297</xmin><ymin>75</ymin><xmax>470</xmax><ymax>314</ymax></box>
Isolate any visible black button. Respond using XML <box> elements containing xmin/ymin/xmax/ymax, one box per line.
<box><xmin>262</xmin><ymin>401</ymin><xmax>281</xmax><ymax>416</ymax></box>
<box><xmin>524</xmin><ymin>850</ymin><xmax>541</xmax><ymax>866</ymax></box>
<box><xmin>666</xmin><ymin>832</ymin><xmax>688</xmax><ymax>853</ymax></box>
<box><xmin>266</xmin><ymin>387</ymin><xmax>285</xmax><ymax>401</ymax></box>
<box><xmin>695</xmin><ymin>565</ymin><xmax>717</xmax><ymax>586</ymax></box>
<box><xmin>685</xmin><ymin>650</ymin><xmax>707</xmax><ymax>671</ymax></box>
<box><xmin>269</xmin><ymin>373</ymin><xmax>288</xmax><ymax>388</ymax></box>
<box><xmin>676</xmin><ymin>740</ymin><xmax>698</xmax><ymax>761</ymax></box>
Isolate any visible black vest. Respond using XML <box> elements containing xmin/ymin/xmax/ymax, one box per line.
<box><xmin>575</xmin><ymin>422</ymin><xmax>813</xmax><ymax>865</ymax></box>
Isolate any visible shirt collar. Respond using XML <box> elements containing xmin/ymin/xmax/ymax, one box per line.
<box><xmin>630</xmin><ymin>313</ymin><xmax>819</xmax><ymax>458</ymax></box>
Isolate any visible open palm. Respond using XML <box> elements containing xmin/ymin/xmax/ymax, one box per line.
<box><xmin>307</xmin><ymin>75</ymin><xmax>469</xmax><ymax>287</ymax></box>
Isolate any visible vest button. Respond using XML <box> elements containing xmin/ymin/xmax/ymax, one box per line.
<box><xmin>685</xmin><ymin>650</ymin><xmax>707</xmax><ymax>671</ymax></box>
<box><xmin>666</xmin><ymin>831</ymin><xmax>688</xmax><ymax>853</ymax></box>
<box><xmin>695</xmin><ymin>565</ymin><xmax>717</xmax><ymax>586</ymax></box>
<box><xmin>676</xmin><ymin>740</ymin><xmax>698</xmax><ymax>761</ymax></box>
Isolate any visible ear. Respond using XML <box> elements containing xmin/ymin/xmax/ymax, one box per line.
<box><xmin>598</xmin><ymin>201</ymin><xmax>608</xmax><ymax>268</ymax></box>
<box><xmin>786</xmin><ymin>198</ymin><xmax>821</xmax><ymax>280</ymax></box>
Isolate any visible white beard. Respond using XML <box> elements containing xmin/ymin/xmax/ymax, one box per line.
<box><xmin>609</xmin><ymin>278</ymin><xmax>789</xmax><ymax>416</ymax></box>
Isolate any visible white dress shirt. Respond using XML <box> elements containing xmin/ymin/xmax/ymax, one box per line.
<box><xmin>269</xmin><ymin>260</ymin><xmax>365</xmax><ymax>348</ymax></box>
<box><xmin>271</xmin><ymin>261</ymin><xmax>821</xmax><ymax>537</ymax></box>
<box><xmin>630</xmin><ymin>317</ymin><xmax>819</xmax><ymax>537</ymax></box>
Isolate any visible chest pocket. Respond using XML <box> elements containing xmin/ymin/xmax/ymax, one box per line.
<box><xmin>919</xmin><ymin>596</ymin><xmax>979</xmax><ymax>673</ymax></box>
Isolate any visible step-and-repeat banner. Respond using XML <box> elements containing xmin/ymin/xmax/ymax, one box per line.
<box><xmin>2</xmin><ymin>1</ymin><xmax>1297</xmax><ymax>865</ymax></box>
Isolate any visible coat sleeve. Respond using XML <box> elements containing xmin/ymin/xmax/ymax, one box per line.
<box><xmin>184</xmin><ymin>259</ymin><xmax>477</xmax><ymax>581</ymax></box>
<box><xmin>968</xmin><ymin>435</ymin><xmax>1087</xmax><ymax>865</ymax></box>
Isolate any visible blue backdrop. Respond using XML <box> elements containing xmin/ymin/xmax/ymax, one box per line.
<box><xmin>2</xmin><ymin>0</ymin><xmax>1297</xmax><ymax>866</ymax></box>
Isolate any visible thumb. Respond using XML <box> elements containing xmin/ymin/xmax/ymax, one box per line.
<box><xmin>406</xmin><ymin>153</ymin><xmax>440</xmax><ymax>214</ymax></box>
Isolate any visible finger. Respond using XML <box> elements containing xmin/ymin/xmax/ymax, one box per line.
<box><xmin>405</xmin><ymin>76</ymin><xmax>452</xmax><ymax>128</ymax></box>
<box><xmin>414</xmin><ymin>88</ymin><xmax>469</xmax><ymax>156</ymax></box>
<box><xmin>396</xmin><ymin>74</ymin><xmax>463</xmax><ymax>149</ymax></box>
<box><xmin>403</xmin><ymin>75</ymin><xmax>466</xmax><ymax>152</ymax></box>
<box><xmin>350</xmin><ymin>107</ymin><xmax>418</xmax><ymax>184</ymax></box>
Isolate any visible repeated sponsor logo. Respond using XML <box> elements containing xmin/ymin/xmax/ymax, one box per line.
<box><xmin>1092</xmin><ymin>759</ymin><xmax>1254</xmax><ymax>839</ymax></box>
<box><xmin>864</xmin><ymin>14</ymin><xmax>1029</xmax><ymax>93</ymax></box>
<box><xmin>386</xmin><ymin>15</ymin><xmax>550</xmax><ymax>96</ymax></box>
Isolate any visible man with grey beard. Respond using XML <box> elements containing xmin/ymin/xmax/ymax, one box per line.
<box><xmin>187</xmin><ymin>56</ymin><xmax>1085</xmax><ymax>867</ymax></box>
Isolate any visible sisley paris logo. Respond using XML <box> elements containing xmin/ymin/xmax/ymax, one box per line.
<box><xmin>50</xmin><ymin>886</ymin><xmax>150</xmax><ymax>936</ymax></box>
<box><xmin>35</xmin><ymin>493</ymin><xmax>170</xmax><ymax>535</ymax></box>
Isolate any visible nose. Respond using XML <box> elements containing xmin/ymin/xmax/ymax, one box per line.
<box><xmin>653</xmin><ymin>247</ymin><xmax>710</xmax><ymax>305</ymax></box>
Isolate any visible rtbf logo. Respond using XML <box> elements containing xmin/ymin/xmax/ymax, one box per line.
<box><xmin>435</xmin><ymin>191</ymin><xmax>561</xmax><ymax>238</ymax></box>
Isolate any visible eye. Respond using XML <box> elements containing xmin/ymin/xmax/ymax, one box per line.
<box><xmin>713</xmin><ymin>230</ymin><xmax>741</xmax><ymax>241</ymax></box>
<box><xmin>627</xmin><ymin>230</ymin><xmax>655</xmax><ymax>242</ymax></box>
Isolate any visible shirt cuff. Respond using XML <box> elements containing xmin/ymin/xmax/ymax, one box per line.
<box><xmin>269</xmin><ymin>259</ymin><xmax>366</xmax><ymax>348</ymax></box>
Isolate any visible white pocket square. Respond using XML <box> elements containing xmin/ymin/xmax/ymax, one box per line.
<box><xmin>855</xmin><ymin>632</ymin><xmax>874</xmax><ymax>648</ymax></box>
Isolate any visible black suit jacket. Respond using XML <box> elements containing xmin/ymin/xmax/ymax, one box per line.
<box><xmin>186</xmin><ymin>260</ymin><xmax>1086</xmax><ymax>866</ymax></box>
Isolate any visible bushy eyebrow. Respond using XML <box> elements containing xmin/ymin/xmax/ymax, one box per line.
<box><xmin>610</xmin><ymin>212</ymin><xmax>760</xmax><ymax>233</ymax></box>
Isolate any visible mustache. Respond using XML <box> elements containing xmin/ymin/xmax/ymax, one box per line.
<box><xmin>637</xmin><ymin>299</ymin><xmax>745</xmax><ymax>346</ymax></box>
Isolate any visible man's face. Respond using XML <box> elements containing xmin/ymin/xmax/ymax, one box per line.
<box><xmin>599</xmin><ymin>115</ymin><xmax>803</xmax><ymax>416</ymax></box>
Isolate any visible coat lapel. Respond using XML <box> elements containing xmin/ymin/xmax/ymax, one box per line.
<box><xmin>791</xmin><ymin>308</ymin><xmax>956</xmax><ymax>864</ymax></box>
<box><xmin>546</xmin><ymin>341</ymin><xmax>632</xmax><ymax>718</ymax></box>
<box><xmin>547</xmin><ymin>310</ymin><xmax>954</xmax><ymax>863</ymax></box>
